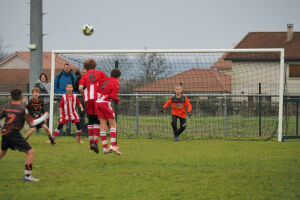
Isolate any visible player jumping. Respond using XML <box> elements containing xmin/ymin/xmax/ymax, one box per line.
<box><xmin>96</xmin><ymin>68</ymin><xmax>122</xmax><ymax>155</ymax></box>
<box><xmin>79</xmin><ymin>58</ymin><xmax>108</xmax><ymax>153</ymax></box>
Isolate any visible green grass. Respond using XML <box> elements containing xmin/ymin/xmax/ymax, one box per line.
<box><xmin>0</xmin><ymin>136</ymin><xmax>299</xmax><ymax>200</ymax></box>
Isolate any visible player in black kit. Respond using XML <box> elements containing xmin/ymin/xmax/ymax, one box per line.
<box><xmin>0</xmin><ymin>89</ymin><xmax>49</xmax><ymax>182</ymax></box>
<box><xmin>24</xmin><ymin>87</ymin><xmax>55</xmax><ymax>145</ymax></box>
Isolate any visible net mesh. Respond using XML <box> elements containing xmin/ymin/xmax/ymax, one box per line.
<box><xmin>47</xmin><ymin>50</ymin><xmax>288</xmax><ymax>140</ymax></box>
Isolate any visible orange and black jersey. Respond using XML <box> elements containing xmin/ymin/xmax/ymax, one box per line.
<box><xmin>26</xmin><ymin>98</ymin><xmax>45</xmax><ymax>119</ymax></box>
<box><xmin>0</xmin><ymin>103</ymin><xmax>34</xmax><ymax>136</ymax></box>
<box><xmin>163</xmin><ymin>95</ymin><xmax>192</xmax><ymax>118</ymax></box>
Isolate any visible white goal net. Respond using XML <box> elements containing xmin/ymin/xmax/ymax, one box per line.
<box><xmin>49</xmin><ymin>49</ymin><xmax>286</xmax><ymax>141</ymax></box>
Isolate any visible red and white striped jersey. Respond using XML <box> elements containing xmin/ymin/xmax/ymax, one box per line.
<box><xmin>59</xmin><ymin>93</ymin><xmax>81</xmax><ymax>121</ymax></box>
<box><xmin>79</xmin><ymin>69</ymin><xmax>108</xmax><ymax>102</ymax></box>
<box><xmin>97</xmin><ymin>77</ymin><xmax>120</xmax><ymax>104</ymax></box>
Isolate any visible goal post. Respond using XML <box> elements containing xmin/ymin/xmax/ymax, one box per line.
<box><xmin>49</xmin><ymin>49</ymin><xmax>285</xmax><ymax>141</ymax></box>
<box><xmin>278</xmin><ymin>49</ymin><xmax>285</xmax><ymax>142</ymax></box>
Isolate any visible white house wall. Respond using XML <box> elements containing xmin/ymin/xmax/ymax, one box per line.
<box><xmin>0</xmin><ymin>56</ymin><xmax>29</xmax><ymax>69</ymax></box>
<box><xmin>231</xmin><ymin>61</ymin><xmax>300</xmax><ymax>98</ymax></box>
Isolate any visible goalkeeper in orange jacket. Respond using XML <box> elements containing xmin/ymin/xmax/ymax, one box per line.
<box><xmin>161</xmin><ymin>84</ymin><xmax>192</xmax><ymax>141</ymax></box>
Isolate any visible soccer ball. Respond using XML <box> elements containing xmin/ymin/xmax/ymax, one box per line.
<box><xmin>82</xmin><ymin>24</ymin><xmax>94</xmax><ymax>36</ymax></box>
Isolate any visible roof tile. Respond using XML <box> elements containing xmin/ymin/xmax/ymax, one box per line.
<box><xmin>225</xmin><ymin>32</ymin><xmax>300</xmax><ymax>61</ymax></box>
<box><xmin>134</xmin><ymin>68</ymin><xmax>231</xmax><ymax>93</ymax></box>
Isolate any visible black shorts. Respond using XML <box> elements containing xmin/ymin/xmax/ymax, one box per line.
<box><xmin>1</xmin><ymin>130</ymin><xmax>32</xmax><ymax>152</ymax></box>
<box><xmin>29</xmin><ymin>121</ymin><xmax>45</xmax><ymax>129</ymax></box>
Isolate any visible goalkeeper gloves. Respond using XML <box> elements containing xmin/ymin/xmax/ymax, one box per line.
<box><xmin>160</xmin><ymin>108</ymin><xmax>166</xmax><ymax>113</ymax></box>
<box><xmin>188</xmin><ymin>112</ymin><xmax>192</xmax><ymax>117</ymax></box>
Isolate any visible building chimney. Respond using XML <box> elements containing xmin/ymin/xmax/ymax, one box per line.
<box><xmin>287</xmin><ymin>24</ymin><xmax>294</xmax><ymax>41</ymax></box>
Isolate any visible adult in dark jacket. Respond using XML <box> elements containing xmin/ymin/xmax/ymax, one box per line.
<box><xmin>74</xmin><ymin>68</ymin><xmax>88</xmax><ymax>135</ymax></box>
<box><xmin>54</xmin><ymin>63</ymin><xmax>76</xmax><ymax>94</ymax></box>
<box><xmin>74</xmin><ymin>68</ymin><xmax>87</xmax><ymax>93</ymax></box>
<box><xmin>54</xmin><ymin>63</ymin><xmax>77</xmax><ymax>135</ymax></box>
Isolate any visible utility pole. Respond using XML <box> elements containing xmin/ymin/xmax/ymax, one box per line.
<box><xmin>29</xmin><ymin>0</ymin><xmax>43</xmax><ymax>92</ymax></box>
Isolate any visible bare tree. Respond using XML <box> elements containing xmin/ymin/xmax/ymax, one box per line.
<box><xmin>120</xmin><ymin>79</ymin><xmax>144</xmax><ymax>94</ymax></box>
<box><xmin>139</xmin><ymin>49</ymin><xmax>167</xmax><ymax>83</ymax></box>
<box><xmin>0</xmin><ymin>36</ymin><xmax>10</xmax><ymax>62</ymax></box>
<box><xmin>94</xmin><ymin>53</ymin><xmax>131</xmax><ymax>76</ymax></box>
<box><xmin>108</xmin><ymin>53</ymin><xmax>130</xmax><ymax>72</ymax></box>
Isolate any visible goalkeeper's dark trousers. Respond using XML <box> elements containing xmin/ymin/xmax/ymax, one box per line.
<box><xmin>171</xmin><ymin>115</ymin><xmax>186</xmax><ymax>137</ymax></box>
<box><xmin>56</xmin><ymin>122</ymin><xmax>81</xmax><ymax>131</ymax></box>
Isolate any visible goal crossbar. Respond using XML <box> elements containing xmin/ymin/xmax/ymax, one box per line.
<box><xmin>51</xmin><ymin>48</ymin><xmax>284</xmax><ymax>54</ymax></box>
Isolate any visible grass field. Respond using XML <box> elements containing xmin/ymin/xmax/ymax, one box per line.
<box><xmin>0</xmin><ymin>135</ymin><xmax>299</xmax><ymax>200</ymax></box>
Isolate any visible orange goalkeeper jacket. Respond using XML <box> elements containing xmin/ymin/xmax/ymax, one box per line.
<box><xmin>163</xmin><ymin>95</ymin><xmax>192</xmax><ymax>118</ymax></box>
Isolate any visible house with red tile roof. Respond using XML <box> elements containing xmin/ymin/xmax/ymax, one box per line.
<box><xmin>0</xmin><ymin>52</ymin><xmax>79</xmax><ymax>93</ymax></box>
<box><xmin>135</xmin><ymin>24</ymin><xmax>299</xmax><ymax>98</ymax></box>
<box><xmin>223</xmin><ymin>24</ymin><xmax>300</xmax><ymax>99</ymax></box>
<box><xmin>210</xmin><ymin>53</ymin><xmax>232</xmax><ymax>75</ymax></box>
<box><xmin>134</xmin><ymin>68</ymin><xmax>231</xmax><ymax>94</ymax></box>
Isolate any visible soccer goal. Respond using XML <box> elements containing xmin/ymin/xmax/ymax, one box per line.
<box><xmin>49</xmin><ymin>49</ymin><xmax>289</xmax><ymax>142</ymax></box>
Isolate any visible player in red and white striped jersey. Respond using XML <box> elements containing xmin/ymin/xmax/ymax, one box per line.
<box><xmin>52</xmin><ymin>84</ymin><xmax>84</xmax><ymax>143</ymax></box>
<box><xmin>79</xmin><ymin>58</ymin><xmax>108</xmax><ymax>153</ymax></box>
<box><xmin>96</xmin><ymin>68</ymin><xmax>122</xmax><ymax>155</ymax></box>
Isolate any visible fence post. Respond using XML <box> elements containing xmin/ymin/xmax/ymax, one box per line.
<box><xmin>114</xmin><ymin>60</ymin><xmax>118</xmax><ymax>123</ymax></box>
<box><xmin>136</xmin><ymin>93</ymin><xmax>139</xmax><ymax>135</ymax></box>
<box><xmin>224</xmin><ymin>95</ymin><xmax>228</xmax><ymax>137</ymax></box>
<box><xmin>296</xmin><ymin>101</ymin><xmax>299</xmax><ymax>136</ymax></box>
<box><xmin>258</xmin><ymin>83</ymin><xmax>262</xmax><ymax>137</ymax></box>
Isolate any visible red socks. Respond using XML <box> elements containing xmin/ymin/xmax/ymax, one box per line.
<box><xmin>93</xmin><ymin>124</ymin><xmax>100</xmax><ymax>145</ymax></box>
<box><xmin>88</xmin><ymin>125</ymin><xmax>94</xmax><ymax>144</ymax></box>
<box><xmin>110</xmin><ymin>128</ymin><xmax>117</xmax><ymax>147</ymax></box>
<box><xmin>52</xmin><ymin>129</ymin><xmax>60</xmax><ymax>141</ymax></box>
<box><xmin>77</xmin><ymin>130</ymin><xmax>82</xmax><ymax>141</ymax></box>
<box><xmin>100</xmin><ymin>131</ymin><xmax>108</xmax><ymax>149</ymax></box>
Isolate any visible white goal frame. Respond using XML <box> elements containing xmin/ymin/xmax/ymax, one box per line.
<box><xmin>50</xmin><ymin>49</ymin><xmax>285</xmax><ymax>141</ymax></box>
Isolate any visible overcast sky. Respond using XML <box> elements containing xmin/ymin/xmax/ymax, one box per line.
<box><xmin>1</xmin><ymin>0</ymin><xmax>299</xmax><ymax>53</ymax></box>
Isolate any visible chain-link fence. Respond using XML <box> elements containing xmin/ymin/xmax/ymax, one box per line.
<box><xmin>117</xmin><ymin>94</ymin><xmax>281</xmax><ymax>139</ymax></box>
<box><xmin>1</xmin><ymin>93</ymin><xmax>299</xmax><ymax>140</ymax></box>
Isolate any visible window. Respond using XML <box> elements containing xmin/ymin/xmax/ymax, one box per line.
<box><xmin>289</xmin><ymin>64</ymin><xmax>300</xmax><ymax>78</ymax></box>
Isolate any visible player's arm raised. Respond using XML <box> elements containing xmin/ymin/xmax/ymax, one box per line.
<box><xmin>25</xmin><ymin>109</ymin><xmax>49</xmax><ymax>127</ymax></box>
